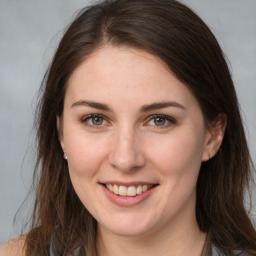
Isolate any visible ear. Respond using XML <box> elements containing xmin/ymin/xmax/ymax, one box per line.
<box><xmin>57</xmin><ymin>116</ymin><xmax>65</xmax><ymax>152</ymax></box>
<box><xmin>202</xmin><ymin>114</ymin><xmax>227</xmax><ymax>161</ymax></box>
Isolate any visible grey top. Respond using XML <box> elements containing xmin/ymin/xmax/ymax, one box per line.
<box><xmin>212</xmin><ymin>246</ymin><xmax>245</xmax><ymax>256</ymax></box>
<box><xmin>49</xmin><ymin>241</ymin><xmax>245</xmax><ymax>256</ymax></box>
<box><xmin>49</xmin><ymin>246</ymin><xmax>237</xmax><ymax>256</ymax></box>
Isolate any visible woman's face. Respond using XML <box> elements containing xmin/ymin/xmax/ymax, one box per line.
<box><xmin>59</xmin><ymin>47</ymin><xmax>214</xmax><ymax>237</ymax></box>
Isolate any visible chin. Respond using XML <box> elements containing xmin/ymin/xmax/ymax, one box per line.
<box><xmin>103</xmin><ymin>225</ymin><xmax>152</xmax><ymax>238</ymax></box>
<box><xmin>97</xmin><ymin>212</ymin><xmax>160</xmax><ymax>238</ymax></box>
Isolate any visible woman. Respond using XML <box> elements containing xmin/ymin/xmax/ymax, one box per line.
<box><xmin>1</xmin><ymin>0</ymin><xmax>256</xmax><ymax>255</ymax></box>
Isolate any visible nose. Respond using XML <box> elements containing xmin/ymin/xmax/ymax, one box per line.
<box><xmin>109</xmin><ymin>127</ymin><xmax>146</xmax><ymax>173</ymax></box>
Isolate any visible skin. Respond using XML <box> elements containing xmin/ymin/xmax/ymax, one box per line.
<box><xmin>0</xmin><ymin>46</ymin><xmax>225</xmax><ymax>256</ymax></box>
<box><xmin>0</xmin><ymin>237</ymin><xmax>26</xmax><ymax>256</ymax></box>
<box><xmin>58</xmin><ymin>46</ymin><xmax>225</xmax><ymax>256</ymax></box>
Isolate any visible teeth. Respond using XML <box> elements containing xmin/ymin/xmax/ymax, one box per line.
<box><xmin>136</xmin><ymin>185</ymin><xmax>143</xmax><ymax>194</ymax></box>
<box><xmin>127</xmin><ymin>186</ymin><xmax>136</xmax><ymax>196</ymax></box>
<box><xmin>113</xmin><ymin>184</ymin><xmax>119</xmax><ymax>194</ymax></box>
<box><xmin>119</xmin><ymin>186</ymin><xmax>127</xmax><ymax>196</ymax></box>
<box><xmin>105</xmin><ymin>184</ymin><xmax>154</xmax><ymax>197</ymax></box>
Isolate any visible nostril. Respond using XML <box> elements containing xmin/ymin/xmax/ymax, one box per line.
<box><xmin>109</xmin><ymin>151</ymin><xmax>146</xmax><ymax>173</ymax></box>
<box><xmin>109</xmin><ymin>133</ymin><xmax>146</xmax><ymax>172</ymax></box>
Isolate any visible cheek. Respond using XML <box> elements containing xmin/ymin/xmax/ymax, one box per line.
<box><xmin>145</xmin><ymin>129</ymin><xmax>205</xmax><ymax>218</ymax></box>
<box><xmin>146</xmin><ymin>128</ymin><xmax>205</xmax><ymax>176</ymax></box>
<box><xmin>65</xmin><ymin>134</ymin><xmax>108</xmax><ymax>209</ymax></box>
<box><xmin>65</xmin><ymin>133</ymin><xmax>108</xmax><ymax>178</ymax></box>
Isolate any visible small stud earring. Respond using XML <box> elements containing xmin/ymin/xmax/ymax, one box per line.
<box><xmin>63</xmin><ymin>152</ymin><xmax>68</xmax><ymax>160</ymax></box>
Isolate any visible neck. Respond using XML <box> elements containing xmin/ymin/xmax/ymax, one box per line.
<box><xmin>96</xmin><ymin>216</ymin><xmax>206</xmax><ymax>256</ymax></box>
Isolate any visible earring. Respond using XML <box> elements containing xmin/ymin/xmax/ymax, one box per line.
<box><xmin>63</xmin><ymin>152</ymin><xmax>68</xmax><ymax>160</ymax></box>
<box><xmin>208</xmin><ymin>153</ymin><xmax>211</xmax><ymax>160</ymax></box>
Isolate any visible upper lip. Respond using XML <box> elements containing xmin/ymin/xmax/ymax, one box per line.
<box><xmin>99</xmin><ymin>181</ymin><xmax>158</xmax><ymax>187</ymax></box>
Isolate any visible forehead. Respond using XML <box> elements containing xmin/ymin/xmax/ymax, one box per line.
<box><xmin>65</xmin><ymin>46</ymin><xmax>200</xmax><ymax>111</ymax></box>
<box><xmin>69</xmin><ymin>46</ymin><xmax>171</xmax><ymax>85</ymax></box>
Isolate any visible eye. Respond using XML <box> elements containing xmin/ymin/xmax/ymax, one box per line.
<box><xmin>147</xmin><ymin>115</ymin><xmax>176</xmax><ymax>128</ymax></box>
<box><xmin>82</xmin><ymin>114</ymin><xmax>108</xmax><ymax>127</ymax></box>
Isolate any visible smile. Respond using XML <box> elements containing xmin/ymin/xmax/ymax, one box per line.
<box><xmin>105</xmin><ymin>184</ymin><xmax>154</xmax><ymax>197</ymax></box>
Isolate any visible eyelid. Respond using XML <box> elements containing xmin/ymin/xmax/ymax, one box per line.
<box><xmin>80</xmin><ymin>113</ymin><xmax>176</xmax><ymax>129</ymax></box>
<box><xmin>145</xmin><ymin>114</ymin><xmax>176</xmax><ymax>128</ymax></box>
<box><xmin>81</xmin><ymin>113</ymin><xmax>104</xmax><ymax>121</ymax></box>
<box><xmin>81</xmin><ymin>113</ymin><xmax>110</xmax><ymax>128</ymax></box>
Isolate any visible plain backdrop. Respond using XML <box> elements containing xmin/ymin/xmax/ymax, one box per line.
<box><xmin>0</xmin><ymin>0</ymin><xmax>256</xmax><ymax>244</ymax></box>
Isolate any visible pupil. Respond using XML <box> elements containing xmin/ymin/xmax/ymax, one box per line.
<box><xmin>92</xmin><ymin>116</ymin><xmax>103</xmax><ymax>125</ymax></box>
<box><xmin>154</xmin><ymin>117</ymin><xmax>165</xmax><ymax>126</ymax></box>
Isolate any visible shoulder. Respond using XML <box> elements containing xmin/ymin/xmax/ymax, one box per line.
<box><xmin>0</xmin><ymin>237</ymin><xmax>26</xmax><ymax>256</ymax></box>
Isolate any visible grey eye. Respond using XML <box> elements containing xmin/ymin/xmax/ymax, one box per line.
<box><xmin>91</xmin><ymin>116</ymin><xmax>104</xmax><ymax>125</ymax></box>
<box><xmin>153</xmin><ymin>117</ymin><xmax>166</xmax><ymax>126</ymax></box>
<box><xmin>147</xmin><ymin>114</ymin><xmax>176</xmax><ymax>128</ymax></box>
<box><xmin>82</xmin><ymin>114</ymin><xmax>107</xmax><ymax>127</ymax></box>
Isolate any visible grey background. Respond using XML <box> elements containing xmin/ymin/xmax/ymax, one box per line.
<box><xmin>0</xmin><ymin>0</ymin><xmax>255</xmax><ymax>244</ymax></box>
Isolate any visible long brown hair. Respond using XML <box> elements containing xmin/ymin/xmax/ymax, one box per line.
<box><xmin>25</xmin><ymin>0</ymin><xmax>256</xmax><ymax>255</ymax></box>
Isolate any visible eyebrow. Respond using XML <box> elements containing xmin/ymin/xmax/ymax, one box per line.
<box><xmin>71</xmin><ymin>100</ymin><xmax>113</xmax><ymax>112</ymax></box>
<box><xmin>71</xmin><ymin>100</ymin><xmax>186</xmax><ymax>112</ymax></box>
<box><xmin>140</xmin><ymin>102</ymin><xmax>186</xmax><ymax>112</ymax></box>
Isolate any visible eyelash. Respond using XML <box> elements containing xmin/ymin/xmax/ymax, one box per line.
<box><xmin>146</xmin><ymin>114</ymin><xmax>176</xmax><ymax>128</ymax></box>
<box><xmin>81</xmin><ymin>114</ymin><xmax>108</xmax><ymax>128</ymax></box>
<box><xmin>81</xmin><ymin>114</ymin><xmax>176</xmax><ymax>129</ymax></box>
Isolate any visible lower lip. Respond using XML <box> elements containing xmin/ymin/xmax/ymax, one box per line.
<box><xmin>101</xmin><ymin>184</ymin><xmax>157</xmax><ymax>207</ymax></box>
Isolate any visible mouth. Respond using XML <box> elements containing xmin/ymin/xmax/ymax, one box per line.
<box><xmin>102</xmin><ymin>183</ymin><xmax>157</xmax><ymax>197</ymax></box>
